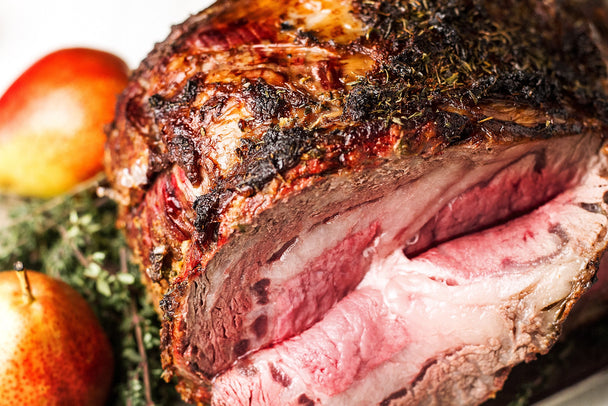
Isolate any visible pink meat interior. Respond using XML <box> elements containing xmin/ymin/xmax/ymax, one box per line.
<box><xmin>180</xmin><ymin>134</ymin><xmax>604</xmax><ymax>384</ymax></box>
<box><xmin>211</xmin><ymin>151</ymin><xmax>608</xmax><ymax>406</ymax></box>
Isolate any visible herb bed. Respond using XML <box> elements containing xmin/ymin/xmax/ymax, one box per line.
<box><xmin>0</xmin><ymin>179</ymin><xmax>181</xmax><ymax>405</ymax></box>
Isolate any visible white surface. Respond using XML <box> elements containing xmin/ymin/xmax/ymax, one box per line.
<box><xmin>0</xmin><ymin>0</ymin><xmax>214</xmax><ymax>95</ymax></box>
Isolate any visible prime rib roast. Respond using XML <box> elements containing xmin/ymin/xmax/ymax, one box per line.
<box><xmin>105</xmin><ymin>0</ymin><xmax>608</xmax><ymax>404</ymax></box>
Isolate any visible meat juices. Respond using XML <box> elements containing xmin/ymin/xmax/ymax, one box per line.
<box><xmin>105</xmin><ymin>0</ymin><xmax>608</xmax><ymax>404</ymax></box>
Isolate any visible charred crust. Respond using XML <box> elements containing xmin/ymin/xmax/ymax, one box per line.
<box><xmin>243</xmin><ymin>78</ymin><xmax>310</xmax><ymax>122</ymax></box>
<box><xmin>111</xmin><ymin>0</ymin><xmax>608</xmax><ymax>233</ymax></box>
<box><xmin>159</xmin><ymin>281</ymin><xmax>189</xmax><ymax>322</ymax></box>
<box><xmin>295</xmin><ymin>29</ymin><xmax>320</xmax><ymax>45</ymax></box>
<box><xmin>148</xmin><ymin>94</ymin><xmax>165</xmax><ymax>109</ymax></box>
<box><xmin>349</xmin><ymin>0</ymin><xmax>608</xmax><ymax>123</ymax></box>
<box><xmin>108</xmin><ymin>0</ymin><xmax>608</xmax><ymax>213</ymax></box>
<box><xmin>244</xmin><ymin>78</ymin><xmax>288</xmax><ymax>121</ymax></box>
<box><xmin>238</xmin><ymin>126</ymin><xmax>317</xmax><ymax>190</ymax></box>
<box><xmin>433</xmin><ymin>112</ymin><xmax>474</xmax><ymax>145</ymax></box>
<box><xmin>193</xmin><ymin>193</ymin><xmax>220</xmax><ymax>228</ymax></box>
<box><xmin>168</xmin><ymin>135</ymin><xmax>200</xmax><ymax>184</ymax></box>
<box><xmin>148</xmin><ymin>85</ymin><xmax>209</xmax><ymax>185</ymax></box>
<box><xmin>480</xmin><ymin>71</ymin><xmax>559</xmax><ymax>107</ymax></box>
<box><xmin>148</xmin><ymin>246</ymin><xmax>173</xmax><ymax>283</ymax></box>
<box><xmin>193</xmin><ymin>192</ymin><xmax>222</xmax><ymax>243</ymax></box>
<box><xmin>280</xmin><ymin>21</ymin><xmax>295</xmax><ymax>31</ymax></box>
<box><xmin>239</xmin><ymin>160</ymin><xmax>279</xmax><ymax>192</ymax></box>
<box><xmin>182</xmin><ymin>77</ymin><xmax>202</xmax><ymax>103</ymax></box>
<box><xmin>263</xmin><ymin>126</ymin><xmax>314</xmax><ymax>172</ymax></box>
<box><xmin>353</xmin><ymin>0</ymin><xmax>406</xmax><ymax>39</ymax></box>
<box><xmin>343</xmin><ymin>85</ymin><xmax>383</xmax><ymax>122</ymax></box>
<box><xmin>159</xmin><ymin>296</ymin><xmax>175</xmax><ymax>321</ymax></box>
<box><xmin>191</xmin><ymin>121</ymin><xmax>319</xmax><ymax>242</ymax></box>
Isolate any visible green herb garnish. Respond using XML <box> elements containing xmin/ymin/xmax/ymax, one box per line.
<box><xmin>0</xmin><ymin>178</ymin><xmax>181</xmax><ymax>406</ymax></box>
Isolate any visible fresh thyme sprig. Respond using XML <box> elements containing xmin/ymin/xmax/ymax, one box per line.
<box><xmin>0</xmin><ymin>179</ymin><xmax>180</xmax><ymax>406</ymax></box>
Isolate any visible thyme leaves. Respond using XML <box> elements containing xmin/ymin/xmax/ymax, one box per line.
<box><xmin>350</xmin><ymin>0</ymin><xmax>608</xmax><ymax>126</ymax></box>
<box><xmin>0</xmin><ymin>184</ymin><xmax>180</xmax><ymax>406</ymax></box>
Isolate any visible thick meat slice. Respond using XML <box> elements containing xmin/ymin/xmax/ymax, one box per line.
<box><xmin>104</xmin><ymin>0</ymin><xmax>608</xmax><ymax>404</ymax></box>
<box><xmin>212</xmin><ymin>157</ymin><xmax>608</xmax><ymax>406</ymax></box>
<box><xmin>162</xmin><ymin>133</ymin><xmax>596</xmax><ymax>381</ymax></box>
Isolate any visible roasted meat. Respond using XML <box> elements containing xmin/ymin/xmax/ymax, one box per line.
<box><xmin>105</xmin><ymin>0</ymin><xmax>608</xmax><ymax>404</ymax></box>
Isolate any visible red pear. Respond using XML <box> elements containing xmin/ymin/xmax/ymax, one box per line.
<box><xmin>0</xmin><ymin>269</ymin><xmax>114</xmax><ymax>405</ymax></box>
<box><xmin>0</xmin><ymin>48</ymin><xmax>129</xmax><ymax>197</ymax></box>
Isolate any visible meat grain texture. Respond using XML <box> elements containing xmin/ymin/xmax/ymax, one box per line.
<box><xmin>105</xmin><ymin>0</ymin><xmax>608</xmax><ymax>405</ymax></box>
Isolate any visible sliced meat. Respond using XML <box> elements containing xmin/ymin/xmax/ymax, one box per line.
<box><xmin>212</xmin><ymin>157</ymin><xmax>608</xmax><ymax>406</ymax></box>
<box><xmin>104</xmin><ymin>0</ymin><xmax>608</xmax><ymax>404</ymax></box>
<box><xmin>168</xmin><ymin>132</ymin><xmax>598</xmax><ymax>380</ymax></box>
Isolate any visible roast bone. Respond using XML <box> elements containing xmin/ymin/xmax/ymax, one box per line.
<box><xmin>104</xmin><ymin>0</ymin><xmax>608</xmax><ymax>404</ymax></box>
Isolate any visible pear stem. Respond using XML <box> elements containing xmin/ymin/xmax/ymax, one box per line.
<box><xmin>14</xmin><ymin>261</ymin><xmax>34</xmax><ymax>305</ymax></box>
